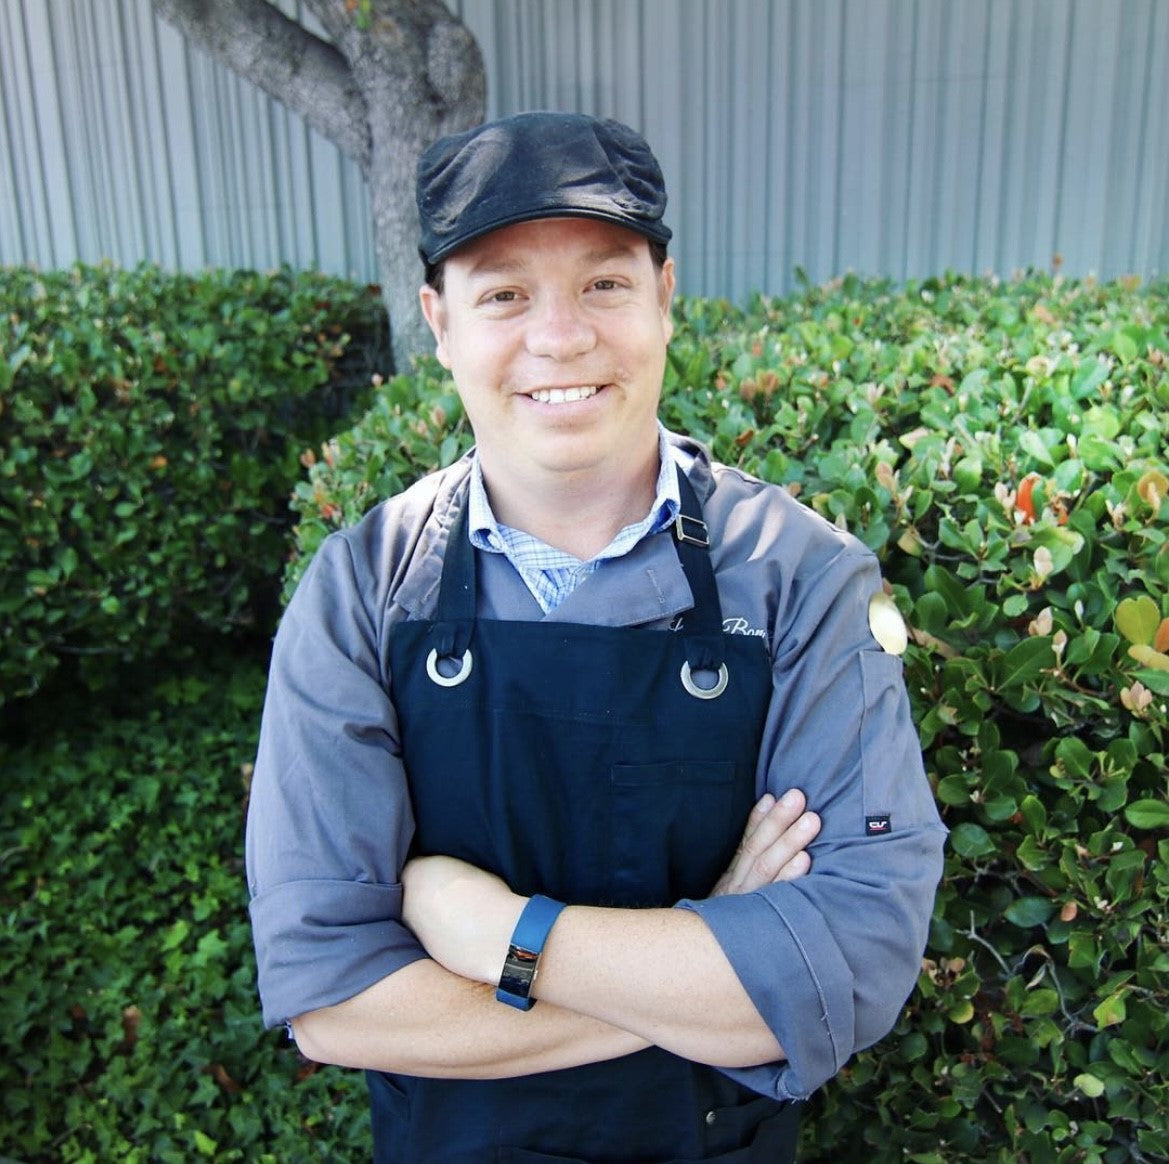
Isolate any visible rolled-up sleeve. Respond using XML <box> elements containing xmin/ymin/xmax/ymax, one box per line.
<box><xmin>245</xmin><ymin>531</ymin><xmax>426</xmax><ymax>1029</ymax></box>
<box><xmin>679</xmin><ymin>546</ymin><xmax>946</xmax><ymax>1100</ymax></box>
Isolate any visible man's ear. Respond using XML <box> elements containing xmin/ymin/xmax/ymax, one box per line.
<box><xmin>419</xmin><ymin>284</ymin><xmax>451</xmax><ymax>368</ymax></box>
<box><xmin>658</xmin><ymin>257</ymin><xmax>676</xmax><ymax>345</ymax></box>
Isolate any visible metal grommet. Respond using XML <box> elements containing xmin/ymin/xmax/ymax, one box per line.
<box><xmin>680</xmin><ymin>660</ymin><xmax>728</xmax><ymax>700</ymax></box>
<box><xmin>426</xmin><ymin>648</ymin><xmax>473</xmax><ymax>688</ymax></box>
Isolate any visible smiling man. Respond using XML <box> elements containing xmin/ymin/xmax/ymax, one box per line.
<box><xmin>421</xmin><ymin>215</ymin><xmax>672</xmax><ymax>559</ymax></box>
<box><xmin>245</xmin><ymin>112</ymin><xmax>946</xmax><ymax>1163</ymax></box>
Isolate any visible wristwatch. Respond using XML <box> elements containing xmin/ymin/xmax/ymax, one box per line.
<box><xmin>496</xmin><ymin>894</ymin><xmax>566</xmax><ymax>1011</ymax></box>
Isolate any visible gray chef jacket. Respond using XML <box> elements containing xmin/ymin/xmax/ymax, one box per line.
<box><xmin>246</xmin><ymin>431</ymin><xmax>947</xmax><ymax>1102</ymax></box>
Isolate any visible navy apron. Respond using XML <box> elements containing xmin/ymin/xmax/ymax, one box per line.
<box><xmin>376</xmin><ymin>470</ymin><xmax>800</xmax><ymax>1163</ymax></box>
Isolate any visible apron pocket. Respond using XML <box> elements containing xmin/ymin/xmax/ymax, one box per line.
<box><xmin>498</xmin><ymin>1097</ymin><xmax>799</xmax><ymax>1164</ymax></box>
<box><xmin>609</xmin><ymin>759</ymin><xmax>742</xmax><ymax>906</ymax></box>
<box><xmin>696</xmin><ymin>1095</ymin><xmax>801</xmax><ymax>1162</ymax></box>
<box><xmin>366</xmin><ymin>1071</ymin><xmax>410</xmax><ymax>1164</ymax></box>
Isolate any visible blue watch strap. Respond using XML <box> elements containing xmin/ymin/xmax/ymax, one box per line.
<box><xmin>496</xmin><ymin>894</ymin><xmax>567</xmax><ymax>1011</ymax></box>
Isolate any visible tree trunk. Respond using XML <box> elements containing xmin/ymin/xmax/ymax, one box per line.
<box><xmin>370</xmin><ymin>130</ymin><xmax>436</xmax><ymax>372</ymax></box>
<box><xmin>151</xmin><ymin>0</ymin><xmax>485</xmax><ymax>371</ymax></box>
<box><xmin>349</xmin><ymin>5</ymin><xmax>485</xmax><ymax>369</ymax></box>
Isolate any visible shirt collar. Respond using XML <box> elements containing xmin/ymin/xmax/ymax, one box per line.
<box><xmin>468</xmin><ymin>423</ymin><xmax>682</xmax><ymax>557</ymax></box>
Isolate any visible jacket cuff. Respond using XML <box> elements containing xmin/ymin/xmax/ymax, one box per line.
<box><xmin>676</xmin><ymin>887</ymin><xmax>855</xmax><ymax>1099</ymax></box>
<box><xmin>249</xmin><ymin>878</ymin><xmax>426</xmax><ymax>1029</ymax></box>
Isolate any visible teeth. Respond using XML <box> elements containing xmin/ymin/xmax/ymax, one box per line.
<box><xmin>529</xmin><ymin>386</ymin><xmax>599</xmax><ymax>405</ymax></box>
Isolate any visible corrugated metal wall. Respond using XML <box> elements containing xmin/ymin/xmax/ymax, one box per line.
<box><xmin>0</xmin><ymin>0</ymin><xmax>377</xmax><ymax>276</ymax></box>
<box><xmin>2</xmin><ymin>0</ymin><xmax>1166</xmax><ymax>299</ymax></box>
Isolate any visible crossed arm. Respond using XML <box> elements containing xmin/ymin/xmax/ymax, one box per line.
<box><xmin>291</xmin><ymin>790</ymin><xmax>821</xmax><ymax>1077</ymax></box>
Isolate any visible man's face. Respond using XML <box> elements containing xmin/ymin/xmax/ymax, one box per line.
<box><xmin>419</xmin><ymin>216</ymin><xmax>675</xmax><ymax>492</ymax></box>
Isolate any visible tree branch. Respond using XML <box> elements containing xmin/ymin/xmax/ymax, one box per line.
<box><xmin>151</xmin><ymin>0</ymin><xmax>371</xmax><ymax>172</ymax></box>
<box><xmin>299</xmin><ymin>0</ymin><xmax>358</xmax><ymax>53</ymax></box>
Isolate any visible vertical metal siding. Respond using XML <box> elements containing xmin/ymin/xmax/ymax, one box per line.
<box><xmin>2</xmin><ymin>0</ymin><xmax>1166</xmax><ymax>299</ymax></box>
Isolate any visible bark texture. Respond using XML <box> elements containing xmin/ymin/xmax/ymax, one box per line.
<box><xmin>151</xmin><ymin>0</ymin><xmax>486</xmax><ymax>369</ymax></box>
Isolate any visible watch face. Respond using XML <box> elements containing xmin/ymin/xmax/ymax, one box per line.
<box><xmin>496</xmin><ymin>896</ymin><xmax>566</xmax><ymax>1011</ymax></box>
<box><xmin>498</xmin><ymin>945</ymin><xmax>539</xmax><ymax>1003</ymax></box>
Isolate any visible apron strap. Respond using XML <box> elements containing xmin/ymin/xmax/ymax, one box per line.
<box><xmin>427</xmin><ymin>464</ymin><xmax>730</xmax><ymax>694</ymax></box>
<box><xmin>672</xmin><ymin>466</ymin><xmax>725</xmax><ymax>638</ymax></box>
<box><xmin>427</xmin><ymin>497</ymin><xmax>476</xmax><ymax>684</ymax></box>
<box><xmin>673</xmin><ymin>468</ymin><xmax>730</xmax><ymax>697</ymax></box>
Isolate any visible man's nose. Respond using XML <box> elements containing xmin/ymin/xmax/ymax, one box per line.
<box><xmin>524</xmin><ymin>294</ymin><xmax>597</xmax><ymax>361</ymax></box>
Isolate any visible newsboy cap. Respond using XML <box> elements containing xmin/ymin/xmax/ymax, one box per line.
<box><xmin>416</xmin><ymin>111</ymin><xmax>672</xmax><ymax>266</ymax></box>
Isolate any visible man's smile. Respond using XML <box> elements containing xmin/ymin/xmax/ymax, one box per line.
<box><xmin>524</xmin><ymin>385</ymin><xmax>603</xmax><ymax>405</ymax></box>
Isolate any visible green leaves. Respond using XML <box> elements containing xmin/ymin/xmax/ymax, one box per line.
<box><xmin>1003</xmin><ymin>896</ymin><xmax>1055</xmax><ymax>928</ymax></box>
<box><xmin>994</xmin><ymin>637</ymin><xmax>1055</xmax><ymax>690</ymax></box>
<box><xmin>1116</xmin><ymin>595</ymin><xmax>1162</xmax><ymax>644</ymax></box>
<box><xmin>0</xmin><ymin>647</ymin><xmax>370</xmax><ymax>1162</ymax></box>
<box><xmin>0</xmin><ymin>262</ymin><xmax>388</xmax><ymax>703</ymax></box>
<box><xmin>1018</xmin><ymin>428</ymin><xmax>1056</xmax><ymax>470</ymax></box>
<box><xmin>283</xmin><ymin>373</ymin><xmax>470</xmax><ymax>600</ymax></box>
<box><xmin>950</xmin><ymin>822</ymin><xmax>997</xmax><ymax>859</ymax></box>
<box><xmin>1124</xmin><ymin>798</ymin><xmax>1169</xmax><ymax>829</ymax></box>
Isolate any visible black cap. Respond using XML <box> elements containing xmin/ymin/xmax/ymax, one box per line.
<box><xmin>416</xmin><ymin>111</ymin><xmax>672</xmax><ymax>267</ymax></box>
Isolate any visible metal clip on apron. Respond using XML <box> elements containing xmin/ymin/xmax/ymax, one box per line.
<box><xmin>378</xmin><ymin>469</ymin><xmax>800</xmax><ymax>1163</ymax></box>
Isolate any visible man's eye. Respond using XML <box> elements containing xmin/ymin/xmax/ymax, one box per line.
<box><xmin>592</xmin><ymin>279</ymin><xmax>619</xmax><ymax>291</ymax></box>
<box><xmin>489</xmin><ymin>290</ymin><xmax>518</xmax><ymax>303</ymax></box>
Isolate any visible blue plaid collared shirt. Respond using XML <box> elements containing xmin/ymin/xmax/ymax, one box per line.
<box><xmin>468</xmin><ymin>426</ymin><xmax>682</xmax><ymax>613</ymax></box>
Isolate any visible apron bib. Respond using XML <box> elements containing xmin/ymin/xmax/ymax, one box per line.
<box><xmin>376</xmin><ymin>470</ymin><xmax>799</xmax><ymax>1163</ymax></box>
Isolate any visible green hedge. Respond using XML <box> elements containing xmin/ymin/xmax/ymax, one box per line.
<box><xmin>0</xmin><ymin>262</ymin><xmax>387</xmax><ymax>704</ymax></box>
<box><xmin>0</xmin><ymin>648</ymin><xmax>369</xmax><ymax>1162</ymax></box>
<box><xmin>3</xmin><ymin>273</ymin><xmax>1164</xmax><ymax>1162</ymax></box>
<box><xmin>287</xmin><ymin>272</ymin><xmax>1168</xmax><ymax>1162</ymax></box>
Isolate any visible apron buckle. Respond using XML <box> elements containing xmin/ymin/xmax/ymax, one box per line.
<box><xmin>426</xmin><ymin>647</ymin><xmax>474</xmax><ymax>688</ymax></box>
<box><xmin>674</xmin><ymin>512</ymin><xmax>709</xmax><ymax>548</ymax></box>
<box><xmin>680</xmin><ymin>659</ymin><xmax>729</xmax><ymax>700</ymax></box>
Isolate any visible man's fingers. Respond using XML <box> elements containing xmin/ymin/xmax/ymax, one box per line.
<box><xmin>741</xmin><ymin>810</ymin><xmax>820</xmax><ymax>885</ymax></box>
<box><xmin>737</xmin><ymin>789</ymin><xmax>806</xmax><ymax>860</ymax></box>
<box><xmin>739</xmin><ymin>792</ymin><xmax>777</xmax><ymax>841</ymax></box>
<box><xmin>710</xmin><ymin>790</ymin><xmax>822</xmax><ymax>897</ymax></box>
<box><xmin>712</xmin><ymin>791</ymin><xmax>821</xmax><ymax>896</ymax></box>
<box><xmin>772</xmin><ymin>849</ymin><xmax>812</xmax><ymax>883</ymax></box>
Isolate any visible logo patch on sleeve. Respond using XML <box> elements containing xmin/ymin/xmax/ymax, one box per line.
<box><xmin>866</xmin><ymin>815</ymin><xmax>892</xmax><ymax>836</ymax></box>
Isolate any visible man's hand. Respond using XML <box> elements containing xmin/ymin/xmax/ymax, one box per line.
<box><xmin>710</xmin><ymin>788</ymin><xmax>821</xmax><ymax>896</ymax></box>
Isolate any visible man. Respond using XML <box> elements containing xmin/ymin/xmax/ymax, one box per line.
<box><xmin>246</xmin><ymin>111</ymin><xmax>946</xmax><ymax>1162</ymax></box>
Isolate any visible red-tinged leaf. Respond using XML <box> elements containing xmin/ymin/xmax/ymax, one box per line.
<box><xmin>1016</xmin><ymin>473</ymin><xmax>1040</xmax><ymax>524</ymax></box>
<box><xmin>1155</xmin><ymin>617</ymin><xmax>1169</xmax><ymax>654</ymax></box>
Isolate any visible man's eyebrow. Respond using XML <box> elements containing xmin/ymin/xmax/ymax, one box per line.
<box><xmin>464</xmin><ymin>256</ymin><xmax>526</xmax><ymax>280</ymax></box>
<box><xmin>581</xmin><ymin>242</ymin><xmax>641</xmax><ymax>265</ymax></box>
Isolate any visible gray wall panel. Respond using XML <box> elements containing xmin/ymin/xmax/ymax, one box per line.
<box><xmin>2</xmin><ymin>0</ymin><xmax>1165</xmax><ymax>299</ymax></box>
<box><xmin>2</xmin><ymin>2</ymin><xmax>54</xmax><ymax>260</ymax></box>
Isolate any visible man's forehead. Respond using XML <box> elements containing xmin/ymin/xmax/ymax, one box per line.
<box><xmin>452</xmin><ymin>218</ymin><xmax>650</xmax><ymax>278</ymax></box>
